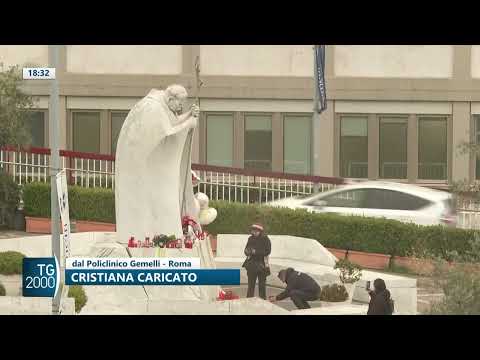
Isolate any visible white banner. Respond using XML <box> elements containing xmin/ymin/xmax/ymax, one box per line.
<box><xmin>56</xmin><ymin>170</ymin><xmax>71</xmax><ymax>259</ymax></box>
<box><xmin>66</xmin><ymin>257</ymin><xmax>201</xmax><ymax>270</ymax></box>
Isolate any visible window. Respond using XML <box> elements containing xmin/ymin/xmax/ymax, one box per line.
<box><xmin>21</xmin><ymin>111</ymin><xmax>46</xmax><ymax>172</ymax></box>
<box><xmin>379</xmin><ymin>117</ymin><xmax>407</xmax><ymax>179</ymax></box>
<box><xmin>418</xmin><ymin>117</ymin><xmax>447</xmax><ymax>180</ymax></box>
<box><xmin>284</xmin><ymin>115</ymin><xmax>311</xmax><ymax>174</ymax></box>
<box><xmin>72</xmin><ymin>112</ymin><xmax>101</xmax><ymax>153</ymax></box>
<box><xmin>25</xmin><ymin>111</ymin><xmax>45</xmax><ymax>147</ymax></box>
<box><xmin>111</xmin><ymin>112</ymin><xmax>128</xmax><ymax>155</ymax></box>
<box><xmin>363</xmin><ymin>189</ymin><xmax>430</xmax><ymax>210</ymax></box>
<box><xmin>318</xmin><ymin>188</ymin><xmax>430</xmax><ymax>210</ymax></box>
<box><xmin>340</xmin><ymin>116</ymin><xmax>368</xmax><ymax>178</ymax></box>
<box><xmin>318</xmin><ymin>189</ymin><xmax>368</xmax><ymax>208</ymax></box>
<box><xmin>206</xmin><ymin>113</ymin><xmax>234</xmax><ymax>167</ymax></box>
<box><xmin>244</xmin><ymin>114</ymin><xmax>272</xmax><ymax>171</ymax></box>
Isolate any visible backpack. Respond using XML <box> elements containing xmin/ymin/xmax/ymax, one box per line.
<box><xmin>387</xmin><ymin>298</ymin><xmax>395</xmax><ymax>315</ymax></box>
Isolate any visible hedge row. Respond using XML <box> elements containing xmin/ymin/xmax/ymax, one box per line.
<box><xmin>206</xmin><ymin>201</ymin><xmax>477</xmax><ymax>259</ymax></box>
<box><xmin>22</xmin><ymin>182</ymin><xmax>478</xmax><ymax>259</ymax></box>
<box><xmin>23</xmin><ymin>182</ymin><xmax>115</xmax><ymax>223</ymax></box>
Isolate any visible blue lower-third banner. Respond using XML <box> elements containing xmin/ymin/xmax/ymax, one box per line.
<box><xmin>65</xmin><ymin>269</ymin><xmax>240</xmax><ymax>286</ymax></box>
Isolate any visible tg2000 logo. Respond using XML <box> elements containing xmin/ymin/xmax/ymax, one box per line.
<box><xmin>22</xmin><ymin>258</ymin><xmax>59</xmax><ymax>297</ymax></box>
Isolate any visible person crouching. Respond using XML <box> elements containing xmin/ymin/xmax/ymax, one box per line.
<box><xmin>270</xmin><ymin>268</ymin><xmax>321</xmax><ymax>309</ymax></box>
<box><xmin>242</xmin><ymin>223</ymin><xmax>271</xmax><ymax>300</ymax></box>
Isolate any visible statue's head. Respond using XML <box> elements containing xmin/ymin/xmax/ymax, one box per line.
<box><xmin>165</xmin><ymin>84</ymin><xmax>188</xmax><ymax>114</ymax></box>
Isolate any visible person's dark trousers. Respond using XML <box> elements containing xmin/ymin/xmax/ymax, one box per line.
<box><xmin>246</xmin><ymin>271</ymin><xmax>267</xmax><ymax>300</ymax></box>
<box><xmin>290</xmin><ymin>289</ymin><xmax>319</xmax><ymax>309</ymax></box>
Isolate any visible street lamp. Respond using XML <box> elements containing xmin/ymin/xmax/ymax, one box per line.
<box><xmin>48</xmin><ymin>45</ymin><xmax>61</xmax><ymax>314</ymax></box>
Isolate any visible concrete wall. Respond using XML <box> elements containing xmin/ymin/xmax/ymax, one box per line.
<box><xmin>335</xmin><ymin>101</ymin><xmax>452</xmax><ymax>115</ymax></box>
<box><xmin>471</xmin><ymin>46</ymin><xmax>480</xmax><ymax>78</ymax></box>
<box><xmin>0</xmin><ymin>45</ymin><xmax>49</xmax><ymax>68</ymax></box>
<box><xmin>452</xmin><ymin>102</ymin><xmax>471</xmax><ymax>182</ymax></box>
<box><xmin>66</xmin><ymin>45</ymin><xmax>183</xmax><ymax>74</ymax></box>
<box><xmin>200</xmin><ymin>45</ymin><xmax>313</xmax><ymax>77</ymax></box>
<box><xmin>334</xmin><ymin>45</ymin><xmax>453</xmax><ymax>78</ymax></box>
<box><xmin>317</xmin><ymin>100</ymin><xmax>335</xmax><ymax>176</ymax></box>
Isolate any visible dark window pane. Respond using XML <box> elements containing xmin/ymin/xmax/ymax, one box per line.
<box><xmin>379</xmin><ymin>118</ymin><xmax>407</xmax><ymax>179</ymax></box>
<box><xmin>25</xmin><ymin>111</ymin><xmax>45</xmax><ymax>147</ymax></box>
<box><xmin>477</xmin><ymin>157</ymin><xmax>480</xmax><ymax>180</ymax></box>
<box><xmin>364</xmin><ymin>189</ymin><xmax>430</xmax><ymax>210</ymax></box>
<box><xmin>207</xmin><ymin>114</ymin><xmax>234</xmax><ymax>167</ymax></box>
<box><xmin>111</xmin><ymin>112</ymin><xmax>128</xmax><ymax>155</ymax></box>
<box><xmin>244</xmin><ymin>115</ymin><xmax>272</xmax><ymax>171</ymax></box>
<box><xmin>73</xmin><ymin>112</ymin><xmax>100</xmax><ymax>154</ymax></box>
<box><xmin>418</xmin><ymin>118</ymin><xmax>447</xmax><ymax>180</ymax></box>
<box><xmin>340</xmin><ymin>116</ymin><xmax>368</xmax><ymax>178</ymax></box>
<box><xmin>320</xmin><ymin>189</ymin><xmax>368</xmax><ymax>208</ymax></box>
<box><xmin>22</xmin><ymin>111</ymin><xmax>46</xmax><ymax>172</ymax></box>
<box><xmin>284</xmin><ymin>115</ymin><xmax>311</xmax><ymax>174</ymax></box>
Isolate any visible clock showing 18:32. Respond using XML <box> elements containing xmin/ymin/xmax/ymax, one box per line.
<box><xmin>23</xmin><ymin>67</ymin><xmax>56</xmax><ymax>80</ymax></box>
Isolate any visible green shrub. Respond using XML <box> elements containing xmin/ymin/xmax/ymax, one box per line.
<box><xmin>334</xmin><ymin>259</ymin><xmax>362</xmax><ymax>284</ymax></box>
<box><xmin>428</xmin><ymin>234</ymin><xmax>480</xmax><ymax>315</ymax></box>
<box><xmin>428</xmin><ymin>263</ymin><xmax>480</xmax><ymax>315</ymax></box>
<box><xmin>0</xmin><ymin>171</ymin><xmax>21</xmax><ymax>228</ymax></box>
<box><xmin>0</xmin><ymin>251</ymin><xmax>25</xmax><ymax>275</ymax></box>
<box><xmin>23</xmin><ymin>182</ymin><xmax>115</xmax><ymax>223</ymax></box>
<box><xmin>22</xmin><ymin>182</ymin><xmax>51</xmax><ymax>217</ymax></box>
<box><xmin>68</xmin><ymin>186</ymin><xmax>115</xmax><ymax>223</ymax></box>
<box><xmin>320</xmin><ymin>284</ymin><xmax>349</xmax><ymax>302</ymax></box>
<box><xmin>68</xmin><ymin>285</ymin><xmax>88</xmax><ymax>313</ymax></box>
<box><xmin>0</xmin><ymin>282</ymin><xmax>5</xmax><ymax>296</ymax></box>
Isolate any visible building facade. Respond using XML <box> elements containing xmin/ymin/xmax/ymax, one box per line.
<box><xmin>2</xmin><ymin>45</ymin><xmax>480</xmax><ymax>185</ymax></box>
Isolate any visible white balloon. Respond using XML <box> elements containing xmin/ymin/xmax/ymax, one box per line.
<box><xmin>195</xmin><ymin>192</ymin><xmax>210</xmax><ymax>210</ymax></box>
<box><xmin>199</xmin><ymin>208</ymin><xmax>217</xmax><ymax>225</ymax></box>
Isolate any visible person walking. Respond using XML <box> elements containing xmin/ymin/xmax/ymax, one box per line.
<box><xmin>269</xmin><ymin>268</ymin><xmax>321</xmax><ymax>309</ymax></box>
<box><xmin>367</xmin><ymin>278</ymin><xmax>394</xmax><ymax>315</ymax></box>
<box><xmin>242</xmin><ymin>223</ymin><xmax>271</xmax><ymax>300</ymax></box>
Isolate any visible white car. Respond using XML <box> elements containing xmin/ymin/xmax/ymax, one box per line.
<box><xmin>267</xmin><ymin>181</ymin><xmax>457</xmax><ymax>227</ymax></box>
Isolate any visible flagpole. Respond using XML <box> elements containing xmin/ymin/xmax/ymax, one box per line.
<box><xmin>312</xmin><ymin>45</ymin><xmax>321</xmax><ymax>192</ymax></box>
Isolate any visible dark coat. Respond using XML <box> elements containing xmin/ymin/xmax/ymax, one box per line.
<box><xmin>367</xmin><ymin>289</ymin><xmax>392</xmax><ymax>315</ymax></box>
<box><xmin>242</xmin><ymin>234</ymin><xmax>271</xmax><ymax>276</ymax></box>
<box><xmin>276</xmin><ymin>268</ymin><xmax>321</xmax><ymax>301</ymax></box>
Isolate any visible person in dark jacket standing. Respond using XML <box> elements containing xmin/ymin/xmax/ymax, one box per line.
<box><xmin>242</xmin><ymin>224</ymin><xmax>271</xmax><ymax>300</ymax></box>
<box><xmin>269</xmin><ymin>268</ymin><xmax>321</xmax><ymax>309</ymax></box>
<box><xmin>367</xmin><ymin>278</ymin><xmax>393</xmax><ymax>315</ymax></box>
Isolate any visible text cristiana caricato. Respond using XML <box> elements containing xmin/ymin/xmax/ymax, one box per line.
<box><xmin>69</xmin><ymin>271</ymin><xmax>198</xmax><ymax>284</ymax></box>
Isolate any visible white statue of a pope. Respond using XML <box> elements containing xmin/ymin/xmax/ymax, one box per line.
<box><xmin>115</xmin><ymin>85</ymin><xmax>200</xmax><ymax>243</ymax></box>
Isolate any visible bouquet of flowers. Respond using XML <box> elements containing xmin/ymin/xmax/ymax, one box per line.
<box><xmin>152</xmin><ymin>235</ymin><xmax>176</xmax><ymax>248</ymax></box>
<box><xmin>217</xmin><ymin>289</ymin><xmax>239</xmax><ymax>301</ymax></box>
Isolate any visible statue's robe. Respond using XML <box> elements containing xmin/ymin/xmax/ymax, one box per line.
<box><xmin>115</xmin><ymin>89</ymin><xmax>199</xmax><ymax>244</ymax></box>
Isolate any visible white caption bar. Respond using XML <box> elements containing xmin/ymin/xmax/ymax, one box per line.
<box><xmin>22</xmin><ymin>68</ymin><xmax>56</xmax><ymax>80</ymax></box>
<box><xmin>66</xmin><ymin>257</ymin><xmax>201</xmax><ymax>270</ymax></box>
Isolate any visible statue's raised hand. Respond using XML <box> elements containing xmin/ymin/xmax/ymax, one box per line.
<box><xmin>191</xmin><ymin>104</ymin><xmax>200</xmax><ymax>118</ymax></box>
<box><xmin>187</xmin><ymin>115</ymin><xmax>198</xmax><ymax>130</ymax></box>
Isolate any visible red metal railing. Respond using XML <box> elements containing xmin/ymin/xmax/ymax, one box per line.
<box><xmin>0</xmin><ymin>146</ymin><xmax>343</xmax><ymax>203</ymax></box>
